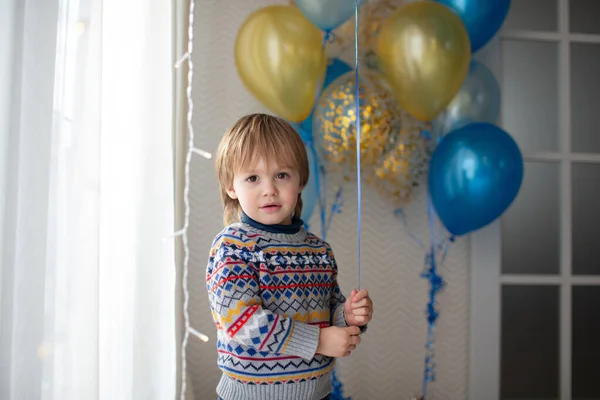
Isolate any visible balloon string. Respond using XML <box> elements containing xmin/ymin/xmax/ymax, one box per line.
<box><xmin>354</xmin><ymin>0</ymin><xmax>361</xmax><ymax>290</ymax></box>
<box><xmin>299</xmin><ymin>31</ymin><xmax>332</xmax><ymax>240</ymax></box>
<box><xmin>309</xmin><ymin>141</ymin><xmax>327</xmax><ymax>240</ymax></box>
<box><xmin>312</xmin><ymin>32</ymin><xmax>331</xmax><ymax>241</ymax></box>
<box><xmin>421</xmin><ymin>194</ymin><xmax>447</xmax><ymax>399</ymax></box>
<box><xmin>299</xmin><ymin>132</ymin><xmax>343</xmax><ymax>242</ymax></box>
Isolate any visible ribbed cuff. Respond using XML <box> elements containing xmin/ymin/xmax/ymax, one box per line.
<box><xmin>217</xmin><ymin>369</ymin><xmax>333</xmax><ymax>400</ymax></box>
<box><xmin>333</xmin><ymin>304</ymin><xmax>348</xmax><ymax>327</ymax></box>
<box><xmin>281</xmin><ymin>321</ymin><xmax>320</xmax><ymax>360</ymax></box>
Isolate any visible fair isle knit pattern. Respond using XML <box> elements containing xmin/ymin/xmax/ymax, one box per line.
<box><xmin>206</xmin><ymin>222</ymin><xmax>348</xmax><ymax>400</ymax></box>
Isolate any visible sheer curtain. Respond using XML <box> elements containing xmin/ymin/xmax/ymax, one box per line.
<box><xmin>0</xmin><ymin>0</ymin><xmax>176</xmax><ymax>398</ymax></box>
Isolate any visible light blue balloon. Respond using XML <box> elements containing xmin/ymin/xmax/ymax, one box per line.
<box><xmin>431</xmin><ymin>60</ymin><xmax>500</xmax><ymax>141</ymax></box>
<box><xmin>301</xmin><ymin>142</ymin><xmax>320</xmax><ymax>223</ymax></box>
<box><xmin>295</xmin><ymin>0</ymin><xmax>365</xmax><ymax>33</ymax></box>
<box><xmin>435</xmin><ymin>0</ymin><xmax>511</xmax><ymax>53</ymax></box>
<box><xmin>429</xmin><ymin>123</ymin><xmax>524</xmax><ymax>236</ymax></box>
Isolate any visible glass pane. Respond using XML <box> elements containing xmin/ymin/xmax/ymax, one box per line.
<box><xmin>502</xmin><ymin>40</ymin><xmax>559</xmax><ymax>152</ymax></box>
<box><xmin>571</xmin><ymin>42</ymin><xmax>600</xmax><ymax>153</ymax></box>
<box><xmin>570</xmin><ymin>0</ymin><xmax>600</xmax><ymax>34</ymax></box>
<box><xmin>503</xmin><ymin>0</ymin><xmax>558</xmax><ymax>32</ymax></box>
<box><xmin>572</xmin><ymin>286</ymin><xmax>600</xmax><ymax>399</ymax></box>
<box><xmin>572</xmin><ymin>163</ymin><xmax>600</xmax><ymax>275</ymax></box>
<box><xmin>501</xmin><ymin>285</ymin><xmax>559</xmax><ymax>399</ymax></box>
<box><xmin>502</xmin><ymin>162</ymin><xmax>560</xmax><ymax>274</ymax></box>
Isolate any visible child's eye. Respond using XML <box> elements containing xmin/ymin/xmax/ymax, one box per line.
<box><xmin>276</xmin><ymin>172</ymin><xmax>290</xmax><ymax>179</ymax></box>
<box><xmin>246</xmin><ymin>175</ymin><xmax>258</xmax><ymax>183</ymax></box>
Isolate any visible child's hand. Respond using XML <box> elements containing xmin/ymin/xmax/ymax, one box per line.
<box><xmin>344</xmin><ymin>289</ymin><xmax>373</xmax><ymax>327</ymax></box>
<box><xmin>316</xmin><ymin>326</ymin><xmax>361</xmax><ymax>358</ymax></box>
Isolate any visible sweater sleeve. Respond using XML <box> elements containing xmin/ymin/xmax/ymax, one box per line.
<box><xmin>327</xmin><ymin>243</ymin><xmax>368</xmax><ymax>332</ymax></box>
<box><xmin>326</xmin><ymin>244</ymin><xmax>348</xmax><ymax>328</ymax></box>
<box><xmin>206</xmin><ymin>232</ymin><xmax>320</xmax><ymax>361</ymax></box>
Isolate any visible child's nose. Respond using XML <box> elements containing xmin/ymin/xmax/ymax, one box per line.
<box><xmin>262</xmin><ymin>181</ymin><xmax>278</xmax><ymax>196</ymax></box>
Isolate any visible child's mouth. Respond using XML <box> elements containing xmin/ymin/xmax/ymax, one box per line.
<box><xmin>261</xmin><ymin>204</ymin><xmax>281</xmax><ymax>212</ymax></box>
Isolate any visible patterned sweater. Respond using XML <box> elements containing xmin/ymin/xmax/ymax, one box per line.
<box><xmin>206</xmin><ymin>217</ymin><xmax>348</xmax><ymax>400</ymax></box>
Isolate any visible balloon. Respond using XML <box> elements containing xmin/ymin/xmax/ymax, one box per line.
<box><xmin>431</xmin><ymin>60</ymin><xmax>500</xmax><ymax>141</ymax></box>
<box><xmin>324</xmin><ymin>0</ymin><xmax>401</xmax><ymax>58</ymax></box>
<box><xmin>235</xmin><ymin>5</ymin><xmax>326</xmax><ymax>123</ymax></box>
<box><xmin>376</xmin><ymin>1</ymin><xmax>471</xmax><ymax>122</ymax></box>
<box><xmin>435</xmin><ymin>0</ymin><xmax>511</xmax><ymax>53</ymax></box>
<box><xmin>428</xmin><ymin>123</ymin><xmax>524</xmax><ymax>236</ymax></box>
<box><xmin>296</xmin><ymin>58</ymin><xmax>353</xmax><ymax>140</ymax></box>
<box><xmin>312</xmin><ymin>70</ymin><xmax>400</xmax><ymax>178</ymax></box>
<box><xmin>301</xmin><ymin>143</ymin><xmax>319</xmax><ymax>223</ymax></box>
<box><xmin>369</xmin><ymin>109</ymin><xmax>430</xmax><ymax>206</ymax></box>
<box><xmin>294</xmin><ymin>0</ymin><xmax>365</xmax><ymax>32</ymax></box>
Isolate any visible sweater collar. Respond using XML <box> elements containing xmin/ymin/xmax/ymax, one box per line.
<box><xmin>241</xmin><ymin>211</ymin><xmax>303</xmax><ymax>234</ymax></box>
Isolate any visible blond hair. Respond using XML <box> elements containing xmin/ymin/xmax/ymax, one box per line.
<box><xmin>215</xmin><ymin>113</ymin><xmax>309</xmax><ymax>226</ymax></box>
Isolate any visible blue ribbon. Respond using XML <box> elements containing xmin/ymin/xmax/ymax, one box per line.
<box><xmin>330</xmin><ymin>4</ymin><xmax>360</xmax><ymax>400</ymax></box>
<box><xmin>354</xmin><ymin>0</ymin><xmax>362</xmax><ymax>291</ymax></box>
<box><xmin>421</xmin><ymin>129</ymin><xmax>432</xmax><ymax>142</ymax></box>
<box><xmin>302</xmin><ymin>134</ymin><xmax>344</xmax><ymax>241</ymax></box>
<box><xmin>392</xmin><ymin>131</ymin><xmax>456</xmax><ymax>398</ymax></box>
<box><xmin>304</xmin><ymin>136</ymin><xmax>328</xmax><ymax>240</ymax></box>
<box><xmin>420</xmin><ymin>195</ymin><xmax>446</xmax><ymax>398</ymax></box>
<box><xmin>297</xmin><ymin>28</ymin><xmax>343</xmax><ymax>241</ymax></box>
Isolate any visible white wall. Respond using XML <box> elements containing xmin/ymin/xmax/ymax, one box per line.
<box><xmin>185</xmin><ymin>1</ymin><xmax>471</xmax><ymax>398</ymax></box>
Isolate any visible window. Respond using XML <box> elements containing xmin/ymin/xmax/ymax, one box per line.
<box><xmin>470</xmin><ymin>1</ymin><xmax>600</xmax><ymax>399</ymax></box>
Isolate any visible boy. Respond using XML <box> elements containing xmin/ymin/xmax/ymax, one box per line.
<box><xmin>207</xmin><ymin>113</ymin><xmax>373</xmax><ymax>399</ymax></box>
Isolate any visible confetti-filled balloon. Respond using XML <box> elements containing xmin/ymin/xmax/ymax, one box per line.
<box><xmin>330</xmin><ymin>0</ymin><xmax>404</xmax><ymax>59</ymax></box>
<box><xmin>312</xmin><ymin>70</ymin><xmax>400</xmax><ymax>179</ymax></box>
<box><xmin>368</xmin><ymin>108</ymin><xmax>430</xmax><ymax>206</ymax></box>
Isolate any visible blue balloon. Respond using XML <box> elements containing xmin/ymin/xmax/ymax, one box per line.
<box><xmin>428</xmin><ymin>123</ymin><xmax>523</xmax><ymax>236</ymax></box>
<box><xmin>294</xmin><ymin>0</ymin><xmax>365</xmax><ymax>33</ymax></box>
<box><xmin>301</xmin><ymin>142</ymin><xmax>320</xmax><ymax>223</ymax></box>
<box><xmin>298</xmin><ymin>58</ymin><xmax>352</xmax><ymax>137</ymax></box>
<box><xmin>431</xmin><ymin>60</ymin><xmax>500</xmax><ymax>141</ymax></box>
<box><xmin>435</xmin><ymin>0</ymin><xmax>511</xmax><ymax>53</ymax></box>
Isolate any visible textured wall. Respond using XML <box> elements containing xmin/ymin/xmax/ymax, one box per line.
<box><xmin>185</xmin><ymin>1</ymin><xmax>470</xmax><ymax>399</ymax></box>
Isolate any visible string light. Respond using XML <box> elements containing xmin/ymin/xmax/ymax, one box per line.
<box><xmin>169</xmin><ymin>1</ymin><xmax>212</xmax><ymax>399</ymax></box>
<box><xmin>191</xmin><ymin>147</ymin><xmax>212</xmax><ymax>159</ymax></box>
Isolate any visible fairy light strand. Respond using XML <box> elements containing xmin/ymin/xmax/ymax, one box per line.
<box><xmin>174</xmin><ymin>0</ymin><xmax>212</xmax><ymax>399</ymax></box>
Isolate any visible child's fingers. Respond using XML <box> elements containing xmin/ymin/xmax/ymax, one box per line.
<box><xmin>352</xmin><ymin>289</ymin><xmax>369</xmax><ymax>302</ymax></box>
<box><xmin>348</xmin><ymin>289</ymin><xmax>358</xmax><ymax>302</ymax></box>
<box><xmin>354</xmin><ymin>315</ymin><xmax>368</xmax><ymax>323</ymax></box>
<box><xmin>351</xmin><ymin>298</ymin><xmax>371</xmax><ymax>308</ymax></box>
<box><xmin>351</xmin><ymin>307</ymin><xmax>370</xmax><ymax>316</ymax></box>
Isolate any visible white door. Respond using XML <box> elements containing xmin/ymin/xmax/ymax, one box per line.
<box><xmin>469</xmin><ymin>1</ymin><xmax>600</xmax><ymax>399</ymax></box>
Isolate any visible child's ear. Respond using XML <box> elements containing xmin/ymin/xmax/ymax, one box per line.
<box><xmin>226</xmin><ymin>188</ymin><xmax>238</xmax><ymax>199</ymax></box>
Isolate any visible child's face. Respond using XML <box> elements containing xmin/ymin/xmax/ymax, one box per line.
<box><xmin>227</xmin><ymin>157</ymin><xmax>303</xmax><ymax>225</ymax></box>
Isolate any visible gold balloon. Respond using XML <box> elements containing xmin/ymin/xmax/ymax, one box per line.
<box><xmin>376</xmin><ymin>1</ymin><xmax>471</xmax><ymax>122</ymax></box>
<box><xmin>313</xmin><ymin>70</ymin><xmax>400</xmax><ymax>179</ymax></box>
<box><xmin>368</xmin><ymin>108</ymin><xmax>430</xmax><ymax>206</ymax></box>
<box><xmin>235</xmin><ymin>5</ymin><xmax>327</xmax><ymax>122</ymax></box>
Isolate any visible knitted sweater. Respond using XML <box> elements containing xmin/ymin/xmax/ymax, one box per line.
<box><xmin>206</xmin><ymin>216</ymin><xmax>348</xmax><ymax>400</ymax></box>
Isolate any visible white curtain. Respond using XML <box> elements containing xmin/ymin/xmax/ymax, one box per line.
<box><xmin>0</xmin><ymin>0</ymin><xmax>176</xmax><ymax>398</ymax></box>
